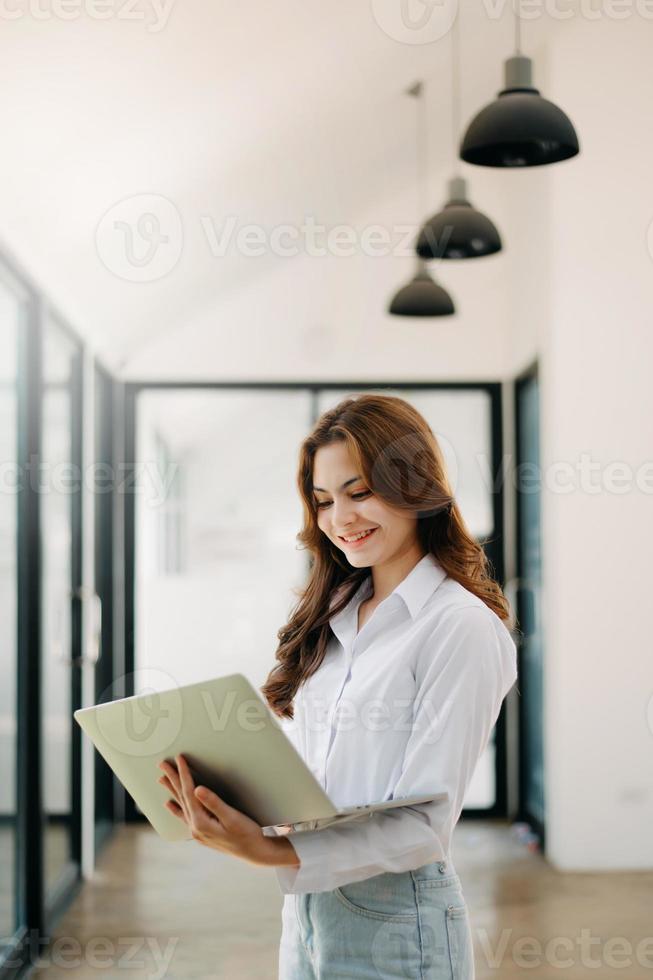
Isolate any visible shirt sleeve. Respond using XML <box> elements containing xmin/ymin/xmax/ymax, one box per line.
<box><xmin>273</xmin><ymin>604</ymin><xmax>518</xmax><ymax>895</ymax></box>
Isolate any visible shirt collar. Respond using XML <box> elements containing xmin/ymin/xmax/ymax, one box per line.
<box><xmin>393</xmin><ymin>551</ymin><xmax>447</xmax><ymax>620</ymax></box>
<box><xmin>328</xmin><ymin>552</ymin><xmax>447</xmax><ymax>639</ymax></box>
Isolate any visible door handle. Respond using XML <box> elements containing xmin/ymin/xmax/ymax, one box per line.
<box><xmin>55</xmin><ymin>587</ymin><xmax>103</xmax><ymax>666</ymax></box>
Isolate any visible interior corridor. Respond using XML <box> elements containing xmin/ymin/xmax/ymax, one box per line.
<box><xmin>29</xmin><ymin>822</ymin><xmax>653</xmax><ymax>980</ymax></box>
<box><xmin>2</xmin><ymin>3</ymin><xmax>653</xmax><ymax>978</ymax></box>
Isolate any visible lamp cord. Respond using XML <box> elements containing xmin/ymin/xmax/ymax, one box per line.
<box><xmin>514</xmin><ymin>0</ymin><xmax>522</xmax><ymax>54</ymax></box>
<box><xmin>451</xmin><ymin>5</ymin><xmax>461</xmax><ymax>176</ymax></box>
<box><xmin>408</xmin><ymin>81</ymin><xmax>428</xmax><ymax>223</ymax></box>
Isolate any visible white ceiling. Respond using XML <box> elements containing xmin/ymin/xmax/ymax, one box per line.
<box><xmin>0</xmin><ymin>0</ymin><xmax>565</xmax><ymax>376</ymax></box>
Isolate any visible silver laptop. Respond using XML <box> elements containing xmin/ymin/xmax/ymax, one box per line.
<box><xmin>74</xmin><ymin>672</ymin><xmax>448</xmax><ymax>842</ymax></box>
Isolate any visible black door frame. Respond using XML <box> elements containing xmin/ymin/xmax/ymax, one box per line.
<box><xmin>122</xmin><ymin>380</ymin><xmax>509</xmax><ymax>823</ymax></box>
<box><xmin>514</xmin><ymin>360</ymin><xmax>545</xmax><ymax>850</ymax></box>
<box><xmin>40</xmin><ymin>307</ymin><xmax>85</xmax><ymax>930</ymax></box>
<box><xmin>0</xmin><ymin>256</ymin><xmax>86</xmax><ymax>979</ymax></box>
<box><xmin>93</xmin><ymin>364</ymin><xmax>118</xmax><ymax>857</ymax></box>
<box><xmin>9</xmin><ymin>284</ymin><xmax>43</xmax><ymax>980</ymax></box>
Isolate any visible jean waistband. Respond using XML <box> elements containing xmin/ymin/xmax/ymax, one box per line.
<box><xmin>410</xmin><ymin>855</ymin><xmax>457</xmax><ymax>881</ymax></box>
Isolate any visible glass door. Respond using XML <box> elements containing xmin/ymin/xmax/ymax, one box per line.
<box><xmin>132</xmin><ymin>388</ymin><xmax>311</xmax><ymax>690</ymax></box>
<box><xmin>127</xmin><ymin>386</ymin><xmax>312</xmax><ymax>820</ymax></box>
<box><xmin>40</xmin><ymin>313</ymin><xmax>84</xmax><ymax>916</ymax></box>
<box><xmin>124</xmin><ymin>383</ymin><xmax>508</xmax><ymax>823</ymax></box>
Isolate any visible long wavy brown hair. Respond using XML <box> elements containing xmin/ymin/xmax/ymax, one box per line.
<box><xmin>261</xmin><ymin>393</ymin><xmax>512</xmax><ymax>719</ymax></box>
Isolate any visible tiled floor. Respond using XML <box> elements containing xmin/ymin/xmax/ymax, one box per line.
<box><xmin>1</xmin><ymin>822</ymin><xmax>69</xmax><ymax>944</ymax></box>
<box><xmin>0</xmin><ymin>825</ymin><xmax>16</xmax><ymax>941</ymax></box>
<box><xmin>26</xmin><ymin>820</ymin><xmax>653</xmax><ymax>979</ymax></box>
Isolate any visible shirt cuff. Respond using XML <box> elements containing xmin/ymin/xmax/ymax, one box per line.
<box><xmin>273</xmin><ymin>827</ymin><xmax>328</xmax><ymax>895</ymax></box>
<box><xmin>272</xmin><ymin>819</ymin><xmax>443</xmax><ymax>896</ymax></box>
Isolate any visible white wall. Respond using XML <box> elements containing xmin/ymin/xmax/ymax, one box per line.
<box><xmin>506</xmin><ymin>13</ymin><xmax>653</xmax><ymax>870</ymax></box>
<box><xmin>122</xmin><ymin>178</ymin><xmax>514</xmax><ymax>382</ymax></box>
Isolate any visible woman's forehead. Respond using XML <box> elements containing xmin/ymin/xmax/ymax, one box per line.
<box><xmin>312</xmin><ymin>443</ymin><xmax>359</xmax><ymax>489</ymax></box>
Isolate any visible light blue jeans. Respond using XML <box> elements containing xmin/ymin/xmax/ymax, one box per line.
<box><xmin>278</xmin><ymin>857</ymin><xmax>475</xmax><ymax>979</ymax></box>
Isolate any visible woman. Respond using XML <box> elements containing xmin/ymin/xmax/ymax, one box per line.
<box><xmin>157</xmin><ymin>393</ymin><xmax>518</xmax><ymax>979</ymax></box>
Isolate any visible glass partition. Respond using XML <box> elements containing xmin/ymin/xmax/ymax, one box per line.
<box><xmin>130</xmin><ymin>384</ymin><xmax>503</xmax><ymax>818</ymax></box>
<box><xmin>134</xmin><ymin>389</ymin><xmax>312</xmax><ymax>701</ymax></box>
<box><xmin>0</xmin><ymin>277</ymin><xmax>21</xmax><ymax>952</ymax></box>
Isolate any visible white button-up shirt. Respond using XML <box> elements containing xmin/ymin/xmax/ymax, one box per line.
<box><xmin>274</xmin><ymin>552</ymin><xmax>518</xmax><ymax>895</ymax></box>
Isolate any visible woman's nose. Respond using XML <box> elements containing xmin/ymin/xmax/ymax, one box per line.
<box><xmin>332</xmin><ymin>498</ymin><xmax>356</xmax><ymax>528</ymax></box>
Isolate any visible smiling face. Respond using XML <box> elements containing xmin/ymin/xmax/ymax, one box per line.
<box><xmin>312</xmin><ymin>440</ymin><xmax>420</xmax><ymax>569</ymax></box>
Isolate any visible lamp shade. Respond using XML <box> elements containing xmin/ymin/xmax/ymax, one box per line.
<box><xmin>416</xmin><ymin>176</ymin><xmax>502</xmax><ymax>259</ymax></box>
<box><xmin>388</xmin><ymin>263</ymin><xmax>455</xmax><ymax>317</ymax></box>
<box><xmin>460</xmin><ymin>56</ymin><xmax>580</xmax><ymax>167</ymax></box>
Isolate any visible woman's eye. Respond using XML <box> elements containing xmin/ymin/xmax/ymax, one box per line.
<box><xmin>315</xmin><ymin>490</ymin><xmax>371</xmax><ymax>509</ymax></box>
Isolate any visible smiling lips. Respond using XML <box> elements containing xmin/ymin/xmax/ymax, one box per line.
<box><xmin>339</xmin><ymin>527</ymin><xmax>378</xmax><ymax>545</ymax></box>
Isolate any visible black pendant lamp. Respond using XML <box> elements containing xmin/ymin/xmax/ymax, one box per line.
<box><xmin>388</xmin><ymin>258</ymin><xmax>455</xmax><ymax>317</ymax></box>
<box><xmin>388</xmin><ymin>82</ymin><xmax>455</xmax><ymax>318</ymax></box>
<box><xmin>417</xmin><ymin>176</ymin><xmax>502</xmax><ymax>259</ymax></box>
<box><xmin>417</xmin><ymin>15</ymin><xmax>502</xmax><ymax>260</ymax></box>
<box><xmin>460</xmin><ymin>1</ymin><xmax>579</xmax><ymax>167</ymax></box>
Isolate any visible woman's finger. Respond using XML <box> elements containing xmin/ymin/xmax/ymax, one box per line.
<box><xmin>158</xmin><ymin>761</ymin><xmax>191</xmax><ymax>822</ymax></box>
<box><xmin>193</xmin><ymin>786</ymin><xmax>237</xmax><ymax>828</ymax></box>
<box><xmin>158</xmin><ymin>774</ymin><xmax>179</xmax><ymax>800</ymax></box>
<box><xmin>176</xmin><ymin>754</ymin><xmax>204</xmax><ymax>816</ymax></box>
<box><xmin>158</xmin><ymin>760</ymin><xmax>182</xmax><ymax>797</ymax></box>
<box><xmin>165</xmin><ymin>799</ymin><xmax>186</xmax><ymax>821</ymax></box>
<box><xmin>176</xmin><ymin>755</ymin><xmax>218</xmax><ymax>834</ymax></box>
<box><xmin>158</xmin><ymin>761</ymin><xmax>187</xmax><ymax>810</ymax></box>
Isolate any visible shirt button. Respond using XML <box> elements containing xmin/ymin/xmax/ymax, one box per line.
<box><xmin>438</xmin><ymin>862</ymin><xmax>447</xmax><ymax>873</ymax></box>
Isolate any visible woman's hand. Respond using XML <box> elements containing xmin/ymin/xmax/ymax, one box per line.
<box><xmin>157</xmin><ymin>754</ymin><xmax>300</xmax><ymax>869</ymax></box>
